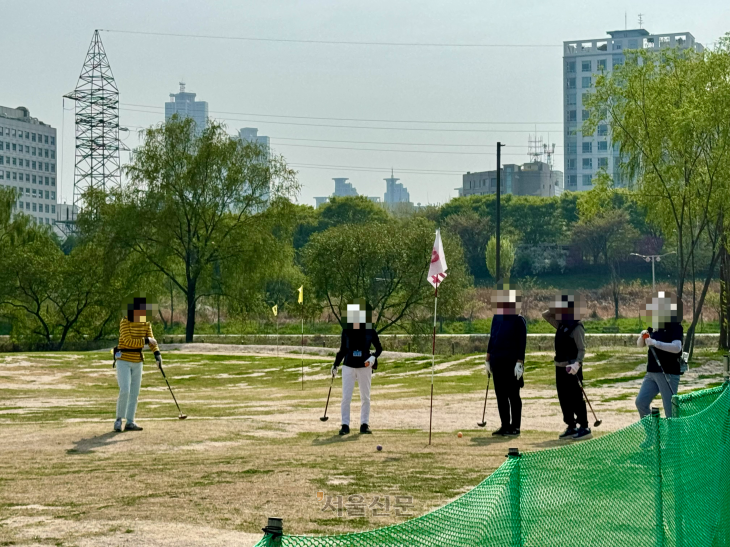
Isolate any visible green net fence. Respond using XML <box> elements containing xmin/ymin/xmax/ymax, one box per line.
<box><xmin>255</xmin><ymin>383</ymin><xmax>730</xmax><ymax>547</ymax></box>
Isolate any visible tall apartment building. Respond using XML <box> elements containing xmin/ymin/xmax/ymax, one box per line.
<box><xmin>461</xmin><ymin>161</ymin><xmax>563</xmax><ymax>198</ymax></box>
<box><xmin>563</xmin><ymin>29</ymin><xmax>702</xmax><ymax>191</ymax></box>
<box><xmin>384</xmin><ymin>171</ymin><xmax>410</xmax><ymax>205</ymax></box>
<box><xmin>313</xmin><ymin>177</ymin><xmax>382</xmax><ymax>208</ymax></box>
<box><xmin>0</xmin><ymin>106</ymin><xmax>58</xmax><ymax>226</ymax></box>
<box><xmin>165</xmin><ymin>82</ymin><xmax>208</xmax><ymax>132</ymax></box>
<box><xmin>239</xmin><ymin>127</ymin><xmax>270</xmax><ymax>158</ymax></box>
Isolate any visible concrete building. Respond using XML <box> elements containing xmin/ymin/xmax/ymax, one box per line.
<box><xmin>165</xmin><ymin>82</ymin><xmax>208</xmax><ymax>132</ymax></box>
<box><xmin>563</xmin><ymin>29</ymin><xmax>702</xmax><ymax>191</ymax></box>
<box><xmin>313</xmin><ymin>177</ymin><xmax>381</xmax><ymax>208</ymax></box>
<box><xmin>384</xmin><ymin>171</ymin><xmax>410</xmax><ymax>205</ymax></box>
<box><xmin>239</xmin><ymin>127</ymin><xmax>270</xmax><ymax>159</ymax></box>
<box><xmin>0</xmin><ymin>106</ymin><xmax>58</xmax><ymax>227</ymax></box>
<box><xmin>460</xmin><ymin>161</ymin><xmax>563</xmax><ymax>198</ymax></box>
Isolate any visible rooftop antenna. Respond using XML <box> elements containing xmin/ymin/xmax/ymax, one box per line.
<box><xmin>625</xmin><ymin>12</ymin><xmax>627</xmax><ymax>30</ymax></box>
<box><xmin>638</xmin><ymin>13</ymin><xmax>644</xmax><ymax>29</ymax></box>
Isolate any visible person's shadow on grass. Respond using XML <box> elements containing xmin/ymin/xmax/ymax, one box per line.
<box><xmin>67</xmin><ymin>431</ymin><xmax>131</xmax><ymax>455</ymax></box>
<box><xmin>312</xmin><ymin>434</ymin><xmax>362</xmax><ymax>446</ymax></box>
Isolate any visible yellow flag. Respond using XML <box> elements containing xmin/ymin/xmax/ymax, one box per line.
<box><xmin>272</xmin><ymin>304</ymin><xmax>278</xmax><ymax>317</ymax></box>
<box><xmin>298</xmin><ymin>285</ymin><xmax>304</xmax><ymax>304</ymax></box>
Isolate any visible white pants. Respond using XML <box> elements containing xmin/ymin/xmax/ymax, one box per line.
<box><xmin>341</xmin><ymin>366</ymin><xmax>372</xmax><ymax>426</ymax></box>
<box><xmin>116</xmin><ymin>359</ymin><xmax>143</xmax><ymax>422</ymax></box>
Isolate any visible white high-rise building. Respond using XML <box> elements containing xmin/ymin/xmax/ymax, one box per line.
<box><xmin>239</xmin><ymin>127</ymin><xmax>270</xmax><ymax>159</ymax></box>
<box><xmin>563</xmin><ymin>29</ymin><xmax>702</xmax><ymax>191</ymax></box>
<box><xmin>0</xmin><ymin>106</ymin><xmax>58</xmax><ymax>227</ymax></box>
<box><xmin>165</xmin><ymin>82</ymin><xmax>208</xmax><ymax>132</ymax></box>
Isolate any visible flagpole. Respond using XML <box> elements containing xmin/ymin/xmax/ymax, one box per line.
<box><xmin>429</xmin><ymin>286</ymin><xmax>438</xmax><ymax>446</ymax></box>
<box><xmin>301</xmin><ymin>304</ymin><xmax>304</xmax><ymax>391</ymax></box>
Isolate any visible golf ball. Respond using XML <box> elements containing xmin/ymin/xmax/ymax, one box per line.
<box><xmin>457</xmin><ymin>432</ymin><xmax>463</xmax><ymax>438</ymax></box>
<box><xmin>376</xmin><ymin>445</ymin><xmax>383</xmax><ymax>451</ymax></box>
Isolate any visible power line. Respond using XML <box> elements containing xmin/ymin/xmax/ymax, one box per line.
<box><xmin>275</xmin><ymin>141</ymin><xmax>558</xmax><ymax>156</ymax></box>
<box><xmin>272</xmin><ymin>136</ymin><xmax>564</xmax><ymax>149</ymax></box>
<box><xmin>288</xmin><ymin>162</ymin><xmax>464</xmax><ymax>175</ymax></box>
<box><xmin>120</xmin><ymin>107</ymin><xmax>559</xmax><ymax>133</ymax></box>
<box><xmin>120</xmin><ymin>102</ymin><xmax>562</xmax><ymax>126</ymax></box>
<box><xmin>101</xmin><ymin>29</ymin><xmax>562</xmax><ymax>49</ymax></box>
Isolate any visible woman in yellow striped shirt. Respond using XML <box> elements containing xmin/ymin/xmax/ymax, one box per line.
<box><xmin>114</xmin><ymin>297</ymin><xmax>163</xmax><ymax>432</ymax></box>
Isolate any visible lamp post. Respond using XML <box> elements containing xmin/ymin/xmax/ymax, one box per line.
<box><xmin>495</xmin><ymin>142</ymin><xmax>506</xmax><ymax>282</ymax></box>
<box><xmin>630</xmin><ymin>252</ymin><xmax>676</xmax><ymax>292</ymax></box>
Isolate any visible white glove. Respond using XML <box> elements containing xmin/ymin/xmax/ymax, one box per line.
<box><xmin>645</xmin><ymin>337</ymin><xmax>656</xmax><ymax>347</ymax></box>
<box><xmin>148</xmin><ymin>337</ymin><xmax>157</xmax><ymax>346</ymax></box>
<box><xmin>514</xmin><ymin>362</ymin><xmax>524</xmax><ymax>380</ymax></box>
<box><xmin>566</xmin><ymin>363</ymin><xmax>581</xmax><ymax>375</ymax></box>
<box><xmin>331</xmin><ymin>365</ymin><xmax>338</xmax><ymax>377</ymax></box>
<box><xmin>156</xmin><ymin>355</ymin><xmax>163</xmax><ymax>368</ymax></box>
<box><xmin>365</xmin><ymin>356</ymin><xmax>376</xmax><ymax>367</ymax></box>
<box><xmin>640</xmin><ymin>330</ymin><xmax>648</xmax><ymax>337</ymax></box>
<box><xmin>485</xmin><ymin>360</ymin><xmax>492</xmax><ymax>375</ymax></box>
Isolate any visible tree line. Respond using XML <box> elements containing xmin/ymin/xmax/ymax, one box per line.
<box><xmin>1</xmin><ymin>36</ymin><xmax>730</xmax><ymax>353</ymax></box>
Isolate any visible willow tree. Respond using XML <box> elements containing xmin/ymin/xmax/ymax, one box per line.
<box><xmin>122</xmin><ymin>116</ymin><xmax>299</xmax><ymax>342</ymax></box>
<box><xmin>585</xmin><ymin>37</ymin><xmax>730</xmax><ymax>353</ymax></box>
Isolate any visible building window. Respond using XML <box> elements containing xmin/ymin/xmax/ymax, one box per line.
<box><xmin>51</xmin><ymin>205</ymin><xmax>56</xmax><ymax>214</ymax></box>
<box><xmin>582</xmin><ymin>174</ymin><xmax>593</xmax><ymax>186</ymax></box>
<box><xmin>25</xmin><ymin>146</ymin><xmax>29</xmax><ymax>153</ymax></box>
<box><xmin>45</xmin><ymin>190</ymin><xmax>49</xmax><ymax>199</ymax></box>
<box><xmin>50</xmin><ymin>137</ymin><xmax>55</xmax><ymax>145</ymax></box>
<box><xmin>567</xmin><ymin>110</ymin><xmax>577</xmax><ymax>122</ymax></box>
<box><xmin>628</xmin><ymin>39</ymin><xmax>638</xmax><ymax>49</ymax></box>
<box><xmin>598</xmin><ymin>141</ymin><xmax>608</xmax><ymax>152</ymax></box>
<box><xmin>582</xmin><ymin>76</ymin><xmax>592</xmax><ymax>88</ymax></box>
<box><xmin>567</xmin><ymin>141</ymin><xmax>577</xmax><ymax>154</ymax></box>
<box><xmin>567</xmin><ymin>93</ymin><xmax>577</xmax><ymax>106</ymax></box>
<box><xmin>51</xmin><ymin>151</ymin><xmax>55</xmax><ymax>159</ymax></box>
<box><xmin>44</xmin><ymin>136</ymin><xmax>49</xmax><ymax>144</ymax></box>
<box><xmin>32</xmin><ymin>133</ymin><xmax>36</xmax><ymax>142</ymax></box>
<box><xmin>24</xmin><ymin>132</ymin><xmax>29</xmax><ymax>139</ymax></box>
<box><xmin>44</xmin><ymin>149</ymin><xmax>49</xmax><ymax>158</ymax></box>
<box><xmin>613</xmin><ymin>55</ymin><xmax>624</xmax><ymax>68</ymax></box>
<box><xmin>12</xmin><ymin>143</ymin><xmax>16</xmax><ymax>151</ymax></box>
<box><xmin>582</xmin><ymin>110</ymin><xmax>590</xmax><ymax>121</ymax></box>
<box><xmin>51</xmin><ymin>178</ymin><xmax>55</xmax><ymax>186</ymax></box>
<box><xmin>568</xmin><ymin>175</ymin><xmax>577</xmax><ymax>187</ymax></box>
<box><xmin>582</xmin><ymin>60</ymin><xmax>592</xmax><ymax>72</ymax></box>
<box><xmin>582</xmin><ymin>142</ymin><xmax>593</xmax><ymax>153</ymax></box>
<box><xmin>32</xmin><ymin>189</ymin><xmax>37</xmax><ymax>198</ymax></box>
<box><xmin>613</xmin><ymin>41</ymin><xmax>623</xmax><ymax>51</ymax></box>
<box><xmin>567</xmin><ymin>158</ymin><xmax>577</xmax><ymax>170</ymax></box>
<box><xmin>598</xmin><ymin>157</ymin><xmax>608</xmax><ymax>169</ymax></box>
<box><xmin>597</xmin><ymin>124</ymin><xmax>608</xmax><ymax>136</ymax></box>
<box><xmin>582</xmin><ymin>158</ymin><xmax>593</xmax><ymax>169</ymax></box>
<box><xmin>566</xmin><ymin>60</ymin><xmax>576</xmax><ymax>73</ymax></box>
<box><xmin>597</xmin><ymin>59</ymin><xmax>607</xmax><ymax>71</ymax></box>
<box><xmin>45</xmin><ymin>204</ymin><xmax>49</xmax><ymax>213</ymax></box>
<box><xmin>567</xmin><ymin>78</ymin><xmax>576</xmax><ymax>89</ymax></box>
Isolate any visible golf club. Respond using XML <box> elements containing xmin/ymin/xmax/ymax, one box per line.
<box><xmin>477</xmin><ymin>372</ymin><xmax>491</xmax><ymax>427</ymax></box>
<box><xmin>320</xmin><ymin>373</ymin><xmax>335</xmax><ymax>422</ymax></box>
<box><xmin>577</xmin><ymin>378</ymin><xmax>601</xmax><ymax>427</ymax></box>
<box><xmin>158</xmin><ymin>363</ymin><xmax>187</xmax><ymax>420</ymax></box>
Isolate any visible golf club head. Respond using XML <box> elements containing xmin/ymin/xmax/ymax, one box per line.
<box><xmin>477</xmin><ymin>422</ymin><xmax>487</xmax><ymax>428</ymax></box>
<box><xmin>594</xmin><ymin>419</ymin><xmax>602</xmax><ymax>427</ymax></box>
<box><xmin>179</xmin><ymin>415</ymin><xmax>187</xmax><ymax>420</ymax></box>
<box><xmin>320</xmin><ymin>417</ymin><xmax>329</xmax><ymax>422</ymax></box>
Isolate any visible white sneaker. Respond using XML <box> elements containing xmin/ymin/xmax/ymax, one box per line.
<box><xmin>113</xmin><ymin>418</ymin><xmax>122</xmax><ymax>432</ymax></box>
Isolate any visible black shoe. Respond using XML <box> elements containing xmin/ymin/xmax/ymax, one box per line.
<box><xmin>559</xmin><ymin>427</ymin><xmax>578</xmax><ymax>440</ymax></box>
<box><xmin>572</xmin><ymin>427</ymin><xmax>592</xmax><ymax>441</ymax></box>
<box><xmin>339</xmin><ymin>424</ymin><xmax>350</xmax><ymax>436</ymax></box>
<box><xmin>504</xmin><ymin>429</ymin><xmax>521</xmax><ymax>437</ymax></box>
<box><xmin>492</xmin><ymin>427</ymin><xmax>508</xmax><ymax>437</ymax></box>
<box><xmin>113</xmin><ymin>418</ymin><xmax>122</xmax><ymax>432</ymax></box>
<box><xmin>360</xmin><ymin>424</ymin><xmax>372</xmax><ymax>434</ymax></box>
<box><xmin>124</xmin><ymin>422</ymin><xmax>143</xmax><ymax>432</ymax></box>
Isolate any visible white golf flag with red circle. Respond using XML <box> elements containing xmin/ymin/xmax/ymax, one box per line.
<box><xmin>428</xmin><ymin>229</ymin><xmax>448</xmax><ymax>288</ymax></box>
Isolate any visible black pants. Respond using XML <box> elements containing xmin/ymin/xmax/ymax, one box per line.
<box><xmin>491</xmin><ymin>358</ymin><xmax>523</xmax><ymax>430</ymax></box>
<box><xmin>555</xmin><ymin>366</ymin><xmax>588</xmax><ymax>429</ymax></box>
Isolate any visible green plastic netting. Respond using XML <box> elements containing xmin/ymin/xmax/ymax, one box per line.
<box><xmin>255</xmin><ymin>383</ymin><xmax>730</xmax><ymax>547</ymax></box>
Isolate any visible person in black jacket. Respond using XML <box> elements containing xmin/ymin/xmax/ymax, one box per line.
<box><xmin>636</xmin><ymin>291</ymin><xmax>684</xmax><ymax>419</ymax></box>
<box><xmin>332</xmin><ymin>299</ymin><xmax>383</xmax><ymax>436</ymax></box>
<box><xmin>543</xmin><ymin>291</ymin><xmax>592</xmax><ymax>441</ymax></box>
<box><xmin>485</xmin><ymin>282</ymin><xmax>527</xmax><ymax>437</ymax></box>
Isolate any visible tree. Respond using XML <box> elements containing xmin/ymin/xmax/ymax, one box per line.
<box><xmin>120</xmin><ymin>116</ymin><xmax>299</xmax><ymax>342</ymax></box>
<box><xmin>317</xmin><ymin>195</ymin><xmax>389</xmax><ymax>230</ymax></box>
<box><xmin>586</xmin><ymin>40</ymin><xmax>730</xmax><ymax>349</ymax></box>
<box><xmin>302</xmin><ymin>217</ymin><xmax>471</xmax><ymax>333</ymax></box>
<box><xmin>442</xmin><ymin>210</ymin><xmax>490</xmax><ymax>280</ymax></box>
<box><xmin>485</xmin><ymin>236</ymin><xmax>516</xmax><ymax>281</ymax></box>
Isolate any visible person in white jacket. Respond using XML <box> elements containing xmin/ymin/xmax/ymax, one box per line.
<box><xmin>635</xmin><ymin>291</ymin><xmax>684</xmax><ymax>419</ymax></box>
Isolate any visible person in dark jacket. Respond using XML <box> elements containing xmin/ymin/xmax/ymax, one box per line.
<box><xmin>636</xmin><ymin>291</ymin><xmax>684</xmax><ymax>419</ymax></box>
<box><xmin>543</xmin><ymin>291</ymin><xmax>592</xmax><ymax>441</ymax></box>
<box><xmin>485</xmin><ymin>282</ymin><xmax>527</xmax><ymax>437</ymax></box>
<box><xmin>332</xmin><ymin>298</ymin><xmax>383</xmax><ymax>436</ymax></box>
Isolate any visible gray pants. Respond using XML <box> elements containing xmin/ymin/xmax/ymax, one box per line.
<box><xmin>636</xmin><ymin>372</ymin><xmax>680</xmax><ymax>418</ymax></box>
<box><xmin>116</xmin><ymin>359</ymin><xmax>143</xmax><ymax>423</ymax></box>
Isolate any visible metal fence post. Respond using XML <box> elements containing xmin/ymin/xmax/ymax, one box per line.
<box><xmin>652</xmin><ymin>407</ymin><xmax>664</xmax><ymax>547</ymax></box>
<box><xmin>507</xmin><ymin>448</ymin><xmax>523</xmax><ymax>547</ymax></box>
<box><xmin>262</xmin><ymin>516</ymin><xmax>283</xmax><ymax>547</ymax></box>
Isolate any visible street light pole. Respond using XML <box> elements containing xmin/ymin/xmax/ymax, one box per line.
<box><xmin>630</xmin><ymin>252</ymin><xmax>676</xmax><ymax>293</ymax></box>
<box><xmin>495</xmin><ymin>142</ymin><xmax>506</xmax><ymax>282</ymax></box>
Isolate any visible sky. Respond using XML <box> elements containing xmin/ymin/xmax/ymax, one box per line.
<box><xmin>2</xmin><ymin>0</ymin><xmax>729</xmax><ymax>208</ymax></box>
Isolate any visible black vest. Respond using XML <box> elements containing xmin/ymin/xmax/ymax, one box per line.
<box><xmin>647</xmin><ymin>323</ymin><xmax>683</xmax><ymax>375</ymax></box>
<box><xmin>555</xmin><ymin>321</ymin><xmax>582</xmax><ymax>363</ymax></box>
